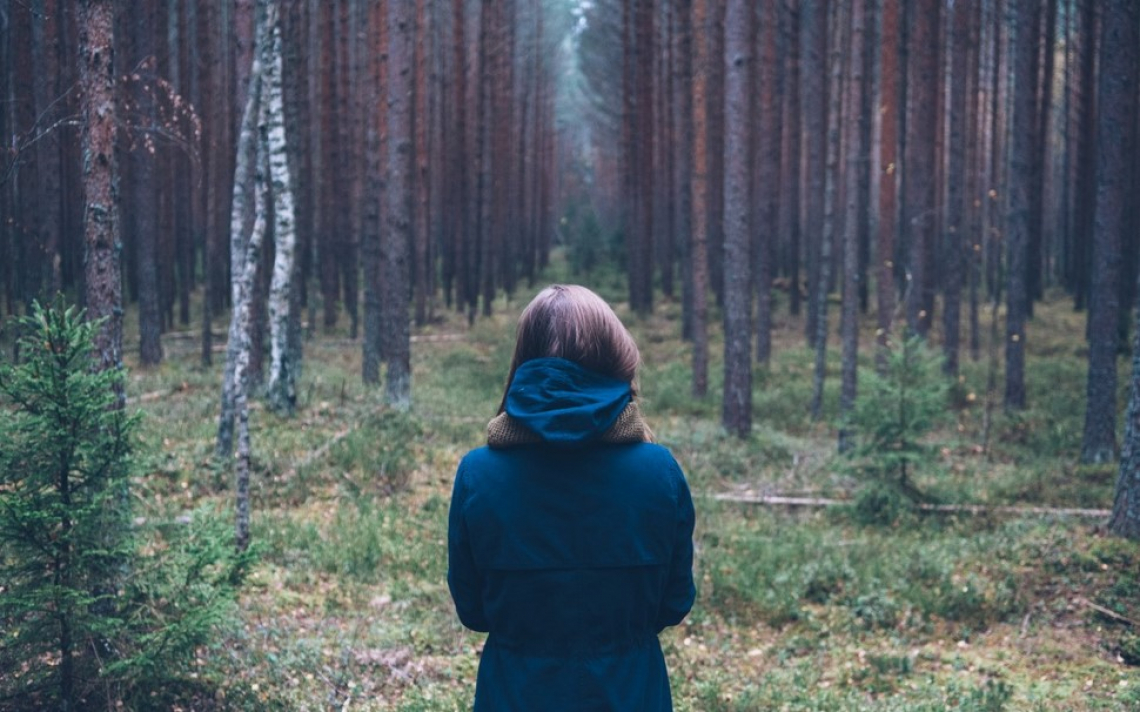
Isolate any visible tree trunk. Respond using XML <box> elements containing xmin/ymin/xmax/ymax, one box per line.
<box><xmin>754</xmin><ymin>0</ymin><xmax>778</xmax><ymax>367</ymax></box>
<box><xmin>384</xmin><ymin>0</ymin><xmax>414</xmax><ymax>408</ymax></box>
<box><xmin>1086</xmin><ymin>0</ymin><xmax>1138</xmax><ymax>465</ymax></box>
<box><xmin>1111</xmin><ymin>0</ymin><xmax>1140</xmax><ymax>536</ymax></box>
<box><xmin>721</xmin><ymin>0</ymin><xmax>752</xmax><ymax>438</ymax></box>
<box><xmin>318</xmin><ymin>1</ymin><xmax>339</xmax><ymax>330</ymax></box>
<box><xmin>674</xmin><ymin>0</ymin><xmax>694</xmax><ymax>342</ymax></box>
<box><xmin>903</xmin><ymin>0</ymin><xmax>939</xmax><ymax>337</ymax></box>
<box><xmin>127</xmin><ymin>0</ymin><xmax>163</xmax><ymax>366</ymax></box>
<box><xmin>79</xmin><ymin>0</ymin><xmax>123</xmax><ymax>397</ymax></box>
<box><xmin>801</xmin><ymin>0</ymin><xmax>827</xmax><ymax>347</ymax></box>
<box><xmin>264</xmin><ymin>4</ymin><xmax>299</xmax><ymax>416</ymax></box>
<box><xmin>779</xmin><ymin>2</ymin><xmax>802</xmax><ymax>320</ymax></box>
<box><xmin>810</xmin><ymin>0</ymin><xmax>845</xmax><ymax>421</ymax></box>
<box><xmin>940</xmin><ymin>0</ymin><xmax>971</xmax><ymax>376</ymax></box>
<box><xmin>413</xmin><ymin>0</ymin><xmax>431</xmax><ymax>326</ymax></box>
<box><xmin>1004</xmin><ymin>0</ymin><xmax>1037</xmax><ymax>411</ymax></box>
<box><xmin>839</xmin><ymin>0</ymin><xmax>866</xmax><ymax>451</ymax></box>
<box><xmin>235</xmin><ymin>108</ymin><xmax>271</xmax><ymax>554</ymax></box>
<box><xmin>32</xmin><ymin>0</ymin><xmax>62</xmax><ymax>299</ymax></box>
<box><xmin>219</xmin><ymin>2</ymin><xmax>266</xmax><ymax>461</ymax></box>
<box><xmin>362</xmin><ymin>0</ymin><xmax>385</xmax><ymax>385</ymax></box>
<box><xmin>690</xmin><ymin>0</ymin><xmax>710</xmax><ymax>398</ymax></box>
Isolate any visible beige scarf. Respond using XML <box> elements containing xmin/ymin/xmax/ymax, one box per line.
<box><xmin>486</xmin><ymin>401</ymin><xmax>653</xmax><ymax>448</ymax></box>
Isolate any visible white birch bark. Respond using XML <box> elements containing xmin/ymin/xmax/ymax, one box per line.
<box><xmin>220</xmin><ymin>0</ymin><xmax>269</xmax><ymax>549</ymax></box>
<box><xmin>236</xmin><ymin>136</ymin><xmax>271</xmax><ymax>552</ymax></box>
<box><xmin>216</xmin><ymin>25</ymin><xmax>264</xmax><ymax>459</ymax></box>
<box><xmin>263</xmin><ymin>3</ymin><xmax>300</xmax><ymax>416</ymax></box>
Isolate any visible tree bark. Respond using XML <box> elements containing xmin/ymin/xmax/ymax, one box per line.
<box><xmin>690</xmin><ymin>0</ymin><xmax>710</xmax><ymax>398</ymax></box>
<box><xmin>1086</xmin><ymin>0</ymin><xmax>1138</xmax><ymax>465</ymax></box>
<box><xmin>384</xmin><ymin>0</ymin><xmax>414</xmax><ymax>408</ymax></box>
<box><xmin>1004</xmin><ymin>0</ymin><xmax>1037</xmax><ymax>411</ymax></box>
<box><xmin>754</xmin><ymin>0</ymin><xmax>778</xmax><ymax>367</ymax></box>
<box><xmin>79</xmin><ymin>0</ymin><xmax>123</xmax><ymax>399</ymax></box>
<box><xmin>779</xmin><ymin>1</ymin><xmax>802</xmax><ymax>320</ymax></box>
<box><xmin>413</xmin><ymin>0</ymin><xmax>431</xmax><ymax>325</ymax></box>
<box><xmin>903</xmin><ymin>0</ymin><xmax>940</xmax><ymax>337</ymax></box>
<box><xmin>264</xmin><ymin>3</ymin><xmax>299</xmax><ymax>416</ymax></box>
<box><xmin>839</xmin><ymin>0</ymin><xmax>866</xmax><ymax>452</ymax></box>
<box><xmin>810</xmin><ymin>0</ymin><xmax>845</xmax><ymax>421</ymax></box>
<box><xmin>32</xmin><ymin>0</ymin><xmax>62</xmax><ymax>299</ymax></box>
<box><xmin>127</xmin><ymin>0</ymin><xmax>163</xmax><ymax>366</ymax></box>
<box><xmin>674</xmin><ymin>0</ymin><xmax>694</xmax><ymax>342</ymax></box>
<box><xmin>235</xmin><ymin>107</ymin><xmax>271</xmax><ymax>554</ymax></box>
<box><xmin>219</xmin><ymin>1</ymin><xmax>266</xmax><ymax>460</ymax></box>
<box><xmin>721</xmin><ymin>0</ymin><xmax>752</xmax><ymax>438</ymax></box>
<box><xmin>362</xmin><ymin>0</ymin><xmax>385</xmax><ymax>385</ymax></box>
<box><xmin>801</xmin><ymin>0</ymin><xmax>827</xmax><ymax>347</ymax></box>
<box><xmin>940</xmin><ymin>0</ymin><xmax>971</xmax><ymax>376</ymax></box>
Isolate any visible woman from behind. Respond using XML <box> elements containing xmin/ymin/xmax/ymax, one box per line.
<box><xmin>447</xmin><ymin>284</ymin><xmax>696</xmax><ymax>711</ymax></box>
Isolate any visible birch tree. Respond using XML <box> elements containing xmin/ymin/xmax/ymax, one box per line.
<box><xmin>236</xmin><ymin>138</ymin><xmax>270</xmax><ymax>553</ymax></box>
<box><xmin>218</xmin><ymin>0</ymin><xmax>268</xmax><ymax>551</ymax></box>
<box><xmin>218</xmin><ymin>0</ymin><xmax>266</xmax><ymax>460</ymax></box>
<box><xmin>264</xmin><ymin>4</ymin><xmax>300</xmax><ymax>417</ymax></box>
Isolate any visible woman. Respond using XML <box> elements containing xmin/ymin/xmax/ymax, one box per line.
<box><xmin>447</xmin><ymin>284</ymin><xmax>696</xmax><ymax>711</ymax></box>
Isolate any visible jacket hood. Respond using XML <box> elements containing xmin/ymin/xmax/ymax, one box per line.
<box><xmin>505</xmin><ymin>357</ymin><xmax>632</xmax><ymax>445</ymax></box>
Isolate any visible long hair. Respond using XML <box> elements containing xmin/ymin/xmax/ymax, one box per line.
<box><xmin>498</xmin><ymin>285</ymin><xmax>641</xmax><ymax>413</ymax></box>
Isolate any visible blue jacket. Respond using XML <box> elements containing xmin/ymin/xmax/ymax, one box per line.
<box><xmin>448</xmin><ymin>358</ymin><xmax>696</xmax><ymax>711</ymax></box>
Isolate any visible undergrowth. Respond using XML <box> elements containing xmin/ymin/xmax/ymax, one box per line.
<box><xmin>4</xmin><ymin>284</ymin><xmax>1138</xmax><ymax>710</ymax></box>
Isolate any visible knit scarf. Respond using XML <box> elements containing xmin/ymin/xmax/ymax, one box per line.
<box><xmin>487</xmin><ymin>401</ymin><xmax>653</xmax><ymax>448</ymax></box>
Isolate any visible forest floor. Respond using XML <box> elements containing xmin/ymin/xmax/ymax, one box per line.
<box><xmin>108</xmin><ymin>270</ymin><xmax>1140</xmax><ymax>711</ymax></box>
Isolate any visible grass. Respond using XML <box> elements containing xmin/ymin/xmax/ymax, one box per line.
<box><xmin>4</xmin><ymin>272</ymin><xmax>1139</xmax><ymax>710</ymax></box>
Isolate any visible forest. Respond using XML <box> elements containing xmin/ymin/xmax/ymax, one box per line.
<box><xmin>1</xmin><ymin>0</ymin><xmax>1139</xmax><ymax>709</ymax></box>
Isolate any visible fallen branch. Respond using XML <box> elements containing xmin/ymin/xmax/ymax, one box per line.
<box><xmin>1080</xmin><ymin>597</ymin><xmax>1137</xmax><ymax>627</ymax></box>
<box><xmin>318</xmin><ymin>333</ymin><xmax>466</xmax><ymax>348</ymax></box>
<box><xmin>127</xmin><ymin>383</ymin><xmax>194</xmax><ymax>405</ymax></box>
<box><xmin>701</xmin><ymin>492</ymin><xmax>1111</xmax><ymax>518</ymax></box>
<box><xmin>276</xmin><ymin>403</ymin><xmax>389</xmax><ymax>481</ymax></box>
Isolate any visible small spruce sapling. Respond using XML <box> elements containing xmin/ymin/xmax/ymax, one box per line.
<box><xmin>0</xmin><ymin>302</ymin><xmax>253</xmax><ymax>710</ymax></box>
<box><xmin>0</xmin><ymin>302</ymin><xmax>136</xmax><ymax>709</ymax></box>
<box><xmin>845</xmin><ymin>334</ymin><xmax>949</xmax><ymax>519</ymax></box>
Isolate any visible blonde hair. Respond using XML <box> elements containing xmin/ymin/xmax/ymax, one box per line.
<box><xmin>499</xmin><ymin>285</ymin><xmax>641</xmax><ymax>413</ymax></box>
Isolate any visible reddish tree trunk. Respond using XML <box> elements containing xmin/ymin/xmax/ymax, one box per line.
<box><xmin>79</xmin><ymin>0</ymin><xmax>123</xmax><ymax>392</ymax></box>
<box><xmin>903</xmin><ymin>0</ymin><xmax>940</xmax><ymax>337</ymax></box>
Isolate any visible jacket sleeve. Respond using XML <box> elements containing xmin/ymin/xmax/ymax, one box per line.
<box><xmin>656</xmin><ymin>462</ymin><xmax>696</xmax><ymax>631</ymax></box>
<box><xmin>447</xmin><ymin>463</ymin><xmax>489</xmax><ymax>632</ymax></box>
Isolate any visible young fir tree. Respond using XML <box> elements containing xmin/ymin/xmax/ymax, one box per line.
<box><xmin>1</xmin><ymin>303</ymin><xmax>253</xmax><ymax>709</ymax></box>
<box><xmin>845</xmin><ymin>334</ymin><xmax>949</xmax><ymax>520</ymax></box>
<box><xmin>0</xmin><ymin>302</ymin><xmax>135</xmax><ymax>709</ymax></box>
